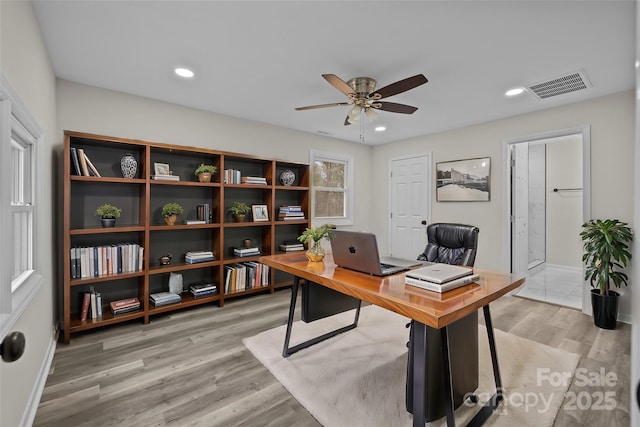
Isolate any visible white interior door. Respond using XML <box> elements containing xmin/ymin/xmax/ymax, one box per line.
<box><xmin>511</xmin><ymin>143</ymin><xmax>529</xmax><ymax>275</ymax></box>
<box><xmin>389</xmin><ymin>154</ymin><xmax>430</xmax><ymax>259</ymax></box>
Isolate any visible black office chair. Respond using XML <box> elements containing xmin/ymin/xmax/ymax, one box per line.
<box><xmin>406</xmin><ymin>223</ymin><xmax>480</xmax><ymax>421</ymax></box>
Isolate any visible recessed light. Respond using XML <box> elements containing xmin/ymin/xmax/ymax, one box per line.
<box><xmin>174</xmin><ymin>67</ymin><xmax>194</xmax><ymax>78</ymax></box>
<box><xmin>505</xmin><ymin>87</ymin><xmax>524</xmax><ymax>97</ymax></box>
<box><xmin>375</xmin><ymin>126</ymin><xmax>386</xmax><ymax>132</ymax></box>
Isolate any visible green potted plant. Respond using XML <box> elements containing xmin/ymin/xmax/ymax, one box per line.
<box><xmin>95</xmin><ymin>203</ymin><xmax>121</xmax><ymax>228</ymax></box>
<box><xmin>229</xmin><ymin>201</ymin><xmax>251</xmax><ymax>222</ymax></box>
<box><xmin>580</xmin><ymin>218</ymin><xmax>633</xmax><ymax>329</ymax></box>
<box><xmin>161</xmin><ymin>202</ymin><xmax>184</xmax><ymax>226</ymax></box>
<box><xmin>194</xmin><ymin>163</ymin><xmax>217</xmax><ymax>183</ymax></box>
<box><xmin>298</xmin><ymin>224</ymin><xmax>335</xmax><ymax>262</ymax></box>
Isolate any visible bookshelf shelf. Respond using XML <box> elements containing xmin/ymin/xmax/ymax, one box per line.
<box><xmin>62</xmin><ymin>130</ymin><xmax>310</xmax><ymax>343</ymax></box>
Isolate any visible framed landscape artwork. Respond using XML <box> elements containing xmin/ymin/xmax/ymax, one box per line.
<box><xmin>436</xmin><ymin>157</ymin><xmax>491</xmax><ymax>201</ymax></box>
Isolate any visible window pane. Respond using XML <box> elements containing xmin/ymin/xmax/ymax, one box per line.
<box><xmin>315</xmin><ymin>190</ymin><xmax>345</xmax><ymax>217</ymax></box>
<box><xmin>313</xmin><ymin>160</ymin><xmax>345</xmax><ymax>189</ymax></box>
<box><xmin>12</xmin><ymin>210</ymin><xmax>32</xmax><ymax>283</ymax></box>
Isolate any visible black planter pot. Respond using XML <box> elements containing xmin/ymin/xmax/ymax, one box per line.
<box><xmin>591</xmin><ymin>288</ymin><xmax>619</xmax><ymax>330</ymax></box>
<box><xmin>100</xmin><ymin>218</ymin><xmax>116</xmax><ymax>228</ymax></box>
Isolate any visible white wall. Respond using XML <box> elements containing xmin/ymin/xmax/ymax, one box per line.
<box><xmin>546</xmin><ymin>135</ymin><xmax>583</xmax><ymax>267</ymax></box>
<box><xmin>0</xmin><ymin>2</ymin><xmax>58</xmax><ymax>426</ymax></box>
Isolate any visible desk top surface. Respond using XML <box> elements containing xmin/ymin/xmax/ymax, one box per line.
<box><xmin>260</xmin><ymin>252</ymin><xmax>525</xmax><ymax>328</ymax></box>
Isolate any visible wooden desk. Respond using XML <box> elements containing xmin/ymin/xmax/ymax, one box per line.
<box><xmin>259</xmin><ymin>252</ymin><xmax>525</xmax><ymax>427</ymax></box>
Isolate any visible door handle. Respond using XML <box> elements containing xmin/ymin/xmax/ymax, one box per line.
<box><xmin>421</xmin><ymin>220</ymin><xmax>427</xmax><ymax>225</ymax></box>
<box><xmin>1</xmin><ymin>331</ymin><xmax>25</xmax><ymax>362</ymax></box>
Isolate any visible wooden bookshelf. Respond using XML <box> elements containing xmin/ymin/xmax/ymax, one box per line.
<box><xmin>62</xmin><ymin>130</ymin><xmax>310</xmax><ymax>343</ymax></box>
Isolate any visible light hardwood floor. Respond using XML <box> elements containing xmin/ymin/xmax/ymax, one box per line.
<box><xmin>34</xmin><ymin>290</ymin><xmax>630</xmax><ymax>426</ymax></box>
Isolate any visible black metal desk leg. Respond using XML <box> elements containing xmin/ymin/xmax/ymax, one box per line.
<box><xmin>411</xmin><ymin>321</ymin><xmax>427</xmax><ymax>427</ymax></box>
<box><xmin>282</xmin><ymin>276</ymin><xmax>301</xmax><ymax>358</ymax></box>
<box><xmin>282</xmin><ymin>277</ymin><xmax>362</xmax><ymax>358</ymax></box>
<box><xmin>483</xmin><ymin>305</ymin><xmax>503</xmax><ymax>402</ymax></box>
<box><xmin>440</xmin><ymin>326</ymin><xmax>456</xmax><ymax>427</ymax></box>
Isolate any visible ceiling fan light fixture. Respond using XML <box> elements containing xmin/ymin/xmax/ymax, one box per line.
<box><xmin>364</xmin><ymin>107</ymin><xmax>378</xmax><ymax>121</ymax></box>
<box><xmin>347</xmin><ymin>105</ymin><xmax>361</xmax><ymax>123</ymax></box>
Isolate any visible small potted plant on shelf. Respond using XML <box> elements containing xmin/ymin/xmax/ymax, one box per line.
<box><xmin>95</xmin><ymin>203</ymin><xmax>122</xmax><ymax>228</ymax></box>
<box><xmin>229</xmin><ymin>201</ymin><xmax>251</xmax><ymax>223</ymax></box>
<box><xmin>194</xmin><ymin>163</ymin><xmax>217</xmax><ymax>183</ymax></box>
<box><xmin>580</xmin><ymin>218</ymin><xmax>633</xmax><ymax>330</ymax></box>
<box><xmin>298</xmin><ymin>224</ymin><xmax>335</xmax><ymax>262</ymax></box>
<box><xmin>162</xmin><ymin>202</ymin><xmax>184</xmax><ymax>226</ymax></box>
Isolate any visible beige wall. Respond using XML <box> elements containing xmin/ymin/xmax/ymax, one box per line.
<box><xmin>0</xmin><ymin>1</ymin><xmax>58</xmax><ymax>426</ymax></box>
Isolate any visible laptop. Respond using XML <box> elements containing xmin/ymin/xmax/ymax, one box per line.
<box><xmin>330</xmin><ymin>230</ymin><xmax>422</xmax><ymax>276</ymax></box>
<box><xmin>405</xmin><ymin>263</ymin><xmax>473</xmax><ymax>284</ymax></box>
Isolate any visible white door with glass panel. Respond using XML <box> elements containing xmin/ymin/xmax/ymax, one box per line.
<box><xmin>390</xmin><ymin>154</ymin><xmax>431</xmax><ymax>260</ymax></box>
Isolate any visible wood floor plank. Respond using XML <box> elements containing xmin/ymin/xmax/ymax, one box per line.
<box><xmin>34</xmin><ymin>290</ymin><xmax>629</xmax><ymax>427</ymax></box>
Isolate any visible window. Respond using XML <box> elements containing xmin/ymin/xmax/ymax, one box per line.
<box><xmin>310</xmin><ymin>150</ymin><xmax>353</xmax><ymax>226</ymax></box>
<box><xmin>0</xmin><ymin>74</ymin><xmax>43</xmax><ymax>338</ymax></box>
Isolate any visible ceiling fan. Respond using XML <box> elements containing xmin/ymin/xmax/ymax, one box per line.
<box><xmin>295</xmin><ymin>73</ymin><xmax>428</xmax><ymax>125</ymax></box>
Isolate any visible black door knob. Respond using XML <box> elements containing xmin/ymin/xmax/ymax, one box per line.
<box><xmin>1</xmin><ymin>331</ymin><xmax>25</xmax><ymax>362</ymax></box>
<box><xmin>421</xmin><ymin>220</ymin><xmax>427</xmax><ymax>225</ymax></box>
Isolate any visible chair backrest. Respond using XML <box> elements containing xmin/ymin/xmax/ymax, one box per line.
<box><xmin>417</xmin><ymin>223</ymin><xmax>479</xmax><ymax>267</ymax></box>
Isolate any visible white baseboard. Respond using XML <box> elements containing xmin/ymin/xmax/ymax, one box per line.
<box><xmin>20</xmin><ymin>327</ymin><xmax>57</xmax><ymax>427</ymax></box>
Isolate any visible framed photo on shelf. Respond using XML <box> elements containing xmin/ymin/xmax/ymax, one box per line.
<box><xmin>436</xmin><ymin>157</ymin><xmax>491</xmax><ymax>202</ymax></box>
<box><xmin>252</xmin><ymin>204</ymin><xmax>269</xmax><ymax>222</ymax></box>
<box><xmin>154</xmin><ymin>162</ymin><xmax>170</xmax><ymax>176</ymax></box>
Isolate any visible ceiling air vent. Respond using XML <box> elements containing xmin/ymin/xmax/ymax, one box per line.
<box><xmin>527</xmin><ymin>69</ymin><xmax>592</xmax><ymax>100</ymax></box>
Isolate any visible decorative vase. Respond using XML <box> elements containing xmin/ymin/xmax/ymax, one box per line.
<box><xmin>198</xmin><ymin>172</ymin><xmax>212</xmax><ymax>183</ymax></box>
<box><xmin>591</xmin><ymin>289</ymin><xmax>619</xmax><ymax>330</ymax></box>
<box><xmin>120</xmin><ymin>154</ymin><xmax>137</xmax><ymax>178</ymax></box>
<box><xmin>306</xmin><ymin>240</ymin><xmax>325</xmax><ymax>262</ymax></box>
<box><xmin>100</xmin><ymin>218</ymin><xmax>116</xmax><ymax>228</ymax></box>
<box><xmin>279</xmin><ymin>169</ymin><xmax>296</xmax><ymax>186</ymax></box>
<box><xmin>164</xmin><ymin>215</ymin><xmax>177</xmax><ymax>226</ymax></box>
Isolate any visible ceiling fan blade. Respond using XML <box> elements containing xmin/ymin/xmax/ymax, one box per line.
<box><xmin>295</xmin><ymin>102</ymin><xmax>350</xmax><ymax>111</ymax></box>
<box><xmin>376</xmin><ymin>102</ymin><xmax>418</xmax><ymax>114</ymax></box>
<box><xmin>323</xmin><ymin>74</ymin><xmax>355</xmax><ymax>97</ymax></box>
<box><xmin>370</xmin><ymin>74</ymin><xmax>428</xmax><ymax>100</ymax></box>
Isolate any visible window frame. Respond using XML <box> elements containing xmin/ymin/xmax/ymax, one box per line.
<box><xmin>0</xmin><ymin>74</ymin><xmax>44</xmax><ymax>340</ymax></box>
<box><xmin>310</xmin><ymin>150</ymin><xmax>354</xmax><ymax>226</ymax></box>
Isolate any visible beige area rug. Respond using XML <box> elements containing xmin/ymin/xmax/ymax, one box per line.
<box><xmin>243</xmin><ymin>305</ymin><xmax>580</xmax><ymax>427</ymax></box>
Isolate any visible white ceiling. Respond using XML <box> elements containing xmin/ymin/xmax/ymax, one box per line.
<box><xmin>32</xmin><ymin>1</ymin><xmax>636</xmax><ymax>145</ymax></box>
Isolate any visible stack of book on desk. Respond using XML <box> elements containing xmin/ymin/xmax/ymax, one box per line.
<box><xmin>233</xmin><ymin>247</ymin><xmax>260</xmax><ymax>257</ymax></box>
<box><xmin>185</xmin><ymin>250</ymin><xmax>214</xmax><ymax>264</ymax></box>
<box><xmin>189</xmin><ymin>282</ymin><xmax>218</xmax><ymax>298</ymax></box>
<box><xmin>150</xmin><ymin>292</ymin><xmax>182</xmax><ymax>306</ymax></box>
<box><xmin>405</xmin><ymin>263</ymin><xmax>480</xmax><ymax>293</ymax></box>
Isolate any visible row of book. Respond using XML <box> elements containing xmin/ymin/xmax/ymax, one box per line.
<box><xmin>80</xmin><ymin>286</ymin><xmax>103</xmax><ymax>320</ymax></box>
<box><xmin>223</xmin><ymin>169</ymin><xmax>268</xmax><ymax>185</ymax></box>
<box><xmin>224</xmin><ymin>262</ymin><xmax>269</xmax><ymax>293</ymax></box>
<box><xmin>278</xmin><ymin>205</ymin><xmax>305</xmax><ymax>221</ymax></box>
<box><xmin>185</xmin><ymin>250</ymin><xmax>215</xmax><ymax>264</ymax></box>
<box><xmin>70</xmin><ymin>244</ymin><xmax>144</xmax><ymax>279</ymax></box>
<box><xmin>71</xmin><ymin>147</ymin><xmax>101</xmax><ymax>177</ymax></box>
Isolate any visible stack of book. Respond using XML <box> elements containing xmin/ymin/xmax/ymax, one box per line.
<box><xmin>150</xmin><ymin>292</ymin><xmax>182</xmax><ymax>306</ymax></box>
<box><xmin>241</xmin><ymin>176</ymin><xmax>267</xmax><ymax>185</ymax></box>
<box><xmin>278</xmin><ymin>205</ymin><xmax>305</xmax><ymax>220</ymax></box>
<box><xmin>185</xmin><ymin>250</ymin><xmax>215</xmax><ymax>264</ymax></box>
<box><xmin>280</xmin><ymin>240</ymin><xmax>304</xmax><ymax>252</ymax></box>
<box><xmin>151</xmin><ymin>174</ymin><xmax>179</xmax><ymax>181</ymax></box>
<box><xmin>109</xmin><ymin>297</ymin><xmax>141</xmax><ymax>315</ymax></box>
<box><xmin>233</xmin><ymin>247</ymin><xmax>260</xmax><ymax>257</ymax></box>
<box><xmin>189</xmin><ymin>282</ymin><xmax>218</xmax><ymax>298</ymax></box>
<box><xmin>404</xmin><ymin>263</ymin><xmax>480</xmax><ymax>293</ymax></box>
